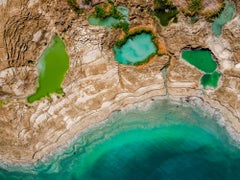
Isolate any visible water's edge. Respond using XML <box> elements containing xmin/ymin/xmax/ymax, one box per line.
<box><xmin>0</xmin><ymin>95</ymin><xmax>239</xmax><ymax>174</ymax></box>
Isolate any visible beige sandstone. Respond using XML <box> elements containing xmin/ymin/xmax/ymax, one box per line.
<box><xmin>0</xmin><ymin>0</ymin><xmax>239</xmax><ymax>165</ymax></box>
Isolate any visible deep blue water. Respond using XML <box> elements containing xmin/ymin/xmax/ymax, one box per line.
<box><xmin>1</xmin><ymin>100</ymin><xmax>240</xmax><ymax>180</ymax></box>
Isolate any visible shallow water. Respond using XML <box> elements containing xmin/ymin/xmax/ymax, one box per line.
<box><xmin>113</xmin><ymin>32</ymin><xmax>157</xmax><ymax>65</ymax></box>
<box><xmin>27</xmin><ymin>35</ymin><xmax>69</xmax><ymax>103</ymax></box>
<box><xmin>1</xmin><ymin>100</ymin><xmax>240</xmax><ymax>179</ymax></box>
<box><xmin>212</xmin><ymin>2</ymin><xmax>235</xmax><ymax>36</ymax></box>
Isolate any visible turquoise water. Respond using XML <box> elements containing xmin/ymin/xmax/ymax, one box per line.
<box><xmin>88</xmin><ymin>6</ymin><xmax>129</xmax><ymax>29</ymax></box>
<box><xmin>212</xmin><ymin>2</ymin><xmax>235</xmax><ymax>36</ymax></box>
<box><xmin>113</xmin><ymin>32</ymin><xmax>157</xmax><ymax>65</ymax></box>
<box><xmin>182</xmin><ymin>49</ymin><xmax>221</xmax><ymax>89</ymax></box>
<box><xmin>1</xmin><ymin>100</ymin><xmax>240</xmax><ymax>179</ymax></box>
<box><xmin>182</xmin><ymin>49</ymin><xmax>217</xmax><ymax>73</ymax></box>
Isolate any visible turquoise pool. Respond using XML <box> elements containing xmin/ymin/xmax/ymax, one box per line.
<box><xmin>212</xmin><ymin>2</ymin><xmax>235</xmax><ymax>36</ymax></box>
<box><xmin>113</xmin><ymin>32</ymin><xmax>157</xmax><ymax>65</ymax></box>
<box><xmin>88</xmin><ymin>6</ymin><xmax>129</xmax><ymax>29</ymax></box>
<box><xmin>182</xmin><ymin>49</ymin><xmax>217</xmax><ymax>73</ymax></box>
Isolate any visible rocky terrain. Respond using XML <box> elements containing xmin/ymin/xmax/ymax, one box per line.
<box><xmin>0</xmin><ymin>0</ymin><xmax>240</xmax><ymax>164</ymax></box>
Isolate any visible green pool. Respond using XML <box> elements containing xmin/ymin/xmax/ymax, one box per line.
<box><xmin>182</xmin><ymin>50</ymin><xmax>217</xmax><ymax>73</ymax></box>
<box><xmin>154</xmin><ymin>0</ymin><xmax>178</xmax><ymax>26</ymax></box>
<box><xmin>27</xmin><ymin>35</ymin><xmax>69</xmax><ymax>103</ymax></box>
<box><xmin>182</xmin><ymin>49</ymin><xmax>221</xmax><ymax>89</ymax></box>
<box><xmin>1</xmin><ymin>100</ymin><xmax>240</xmax><ymax>179</ymax></box>
<box><xmin>113</xmin><ymin>32</ymin><xmax>157</xmax><ymax>65</ymax></box>
<box><xmin>212</xmin><ymin>2</ymin><xmax>235</xmax><ymax>36</ymax></box>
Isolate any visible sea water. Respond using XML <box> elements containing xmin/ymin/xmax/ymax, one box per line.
<box><xmin>1</xmin><ymin>100</ymin><xmax>240</xmax><ymax>179</ymax></box>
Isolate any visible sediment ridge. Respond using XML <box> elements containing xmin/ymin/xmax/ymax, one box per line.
<box><xmin>0</xmin><ymin>0</ymin><xmax>240</xmax><ymax>165</ymax></box>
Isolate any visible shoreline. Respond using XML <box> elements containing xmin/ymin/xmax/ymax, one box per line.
<box><xmin>1</xmin><ymin>93</ymin><xmax>239</xmax><ymax>172</ymax></box>
<box><xmin>0</xmin><ymin>0</ymin><xmax>239</xmax><ymax>172</ymax></box>
<box><xmin>169</xmin><ymin>95</ymin><xmax>240</xmax><ymax>145</ymax></box>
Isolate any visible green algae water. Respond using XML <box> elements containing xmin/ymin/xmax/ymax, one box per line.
<box><xmin>113</xmin><ymin>32</ymin><xmax>157</xmax><ymax>65</ymax></box>
<box><xmin>27</xmin><ymin>35</ymin><xmax>69</xmax><ymax>103</ymax></box>
<box><xmin>88</xmin><ymin>16</ymin><xmax>119</xmax><ymax>28</ymax></box>
<box><xmin>88</xmin><ymin>6</ymin><xmax>129</xmax><ymax>29</ymax></box>
<box><xmin>212</xmin><ymin>2</ymin><xmax>235</xmax><ymax>36</ymax></box>
<box><xmin>1</xmin><ymin>100</ymin><xmax>240</xmax><ymax>179</ymax></box>
<box><xmin>155</xmin><ymin>8</ymin><xmax>178</xmax><ymax>26</ymax></box>
<box><xmin>201</xmin><ymin>71</ymin><xmax>221</xmax><ymax>88</ymax></box>
<box><xmin>182</xmin><ymin>49</ymin><xmax>217</xmax><ymax>73</ymax></box>
<box><xmin>182</xmin><ymin>49</ymin><xmax>221</xmax><ymax>89</ymax></box>
<box><xmin>154</xmin><ymin>0</ymin><xmax>178</xmax><ymax>26</ymax></box>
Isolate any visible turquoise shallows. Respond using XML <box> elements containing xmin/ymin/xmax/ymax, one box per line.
<box><xmin>212</xmin><ymin>2</ymin><xmax>235</xmax><ymax>36</ymax></box>
<box><xmin>27</xmin><ymin>35</ymin><xmax>69</xmax><ymax>103</ymax></box>
<box><xmin>1</xmin><ymin>100</ymin><xmax>240</xmax><ymax>179</ymax></box>
<box><xmin>113</xmin><ymin>32</ymin><xmax>157</xmax><ymax>65</ymax></box>
<box><xmin>88</xmin><ymin>6</ymin><xmax>129</xmax><ymax>28</ymax></box>
<box><xmin>182</xmin><ymin>49</ymin><xmax>217</xmax><ymax>73</ymax></box>
<box><xmin>201</xmin><ymin>71</ymin><xmax>221</xmax><ymax>88</ymax></box>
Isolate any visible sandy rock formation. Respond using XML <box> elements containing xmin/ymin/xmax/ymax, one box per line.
<box><xmin>0</xmin><ymin>0</ymin><xmax>239</xmax><ymax>165</ymax></box>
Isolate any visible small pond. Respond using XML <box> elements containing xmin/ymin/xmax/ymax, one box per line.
<box><xmin>201</xmin><ymin>71</ymin><xmax>221</xmax><ymax>89</ymax></box>
<box><xmin>155</xmin><ymin>7</ymin><xmax>178</xmax><ymax>26</ymax></box>
<box><xmin>1</xmin><ymin>100</ymin><xmax>240</xmax><ymax>179</ymax></box>
<box><xmin>182</xmin><ymin>50</ymin><xmax>217</xmax><ymax>73</ymax></box>
<box><xmin>27</xmin><ymin>35</ymin><xmax>69</xmax><ymax>103</ymax></box>
<box><xmin>88</xmin><ymin>6</ymin><xmax>129</xmax><ymax>29</ymax></box>
<box><xmin>113</xmin><ymin>32</ymin><xmax>157</xmax><ymax>65</ymax></box>
<box><xmin>182</xmin><ymin>49</ymin><xmax>221</xmax><ymax>89</ymax></box>
<box><xmin>154</xmin><ymin>0</ymin><xmax>178</xmax><ymax>27</ymax></box>
<box><xmin>212</xmin><ymin>2</ymin><xmax>235</xmax><ymax>36</ymax></box>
